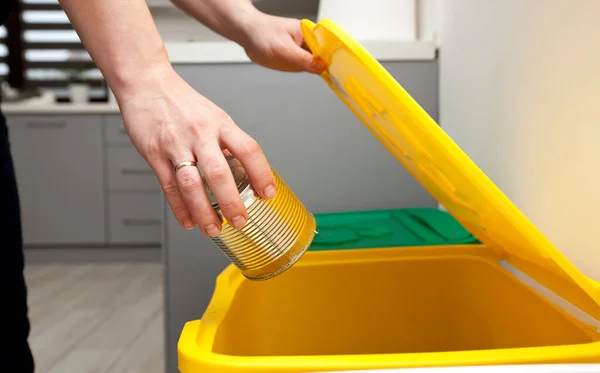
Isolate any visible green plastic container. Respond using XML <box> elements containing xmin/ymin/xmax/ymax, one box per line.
<box><xmin>309</xmin><ymin>208</ymin><xmax>479</xmax><ymax>251</ymax></box>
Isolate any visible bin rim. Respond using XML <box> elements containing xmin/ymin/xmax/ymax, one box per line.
<box><xmin>299</xmin><ymin>18</ymin><xmax>600</xmax><ymax>309</ymax></box>
<box><xmin>179</xmin><ymin>320</ymin><xmax>600</xmax><ymax>372</ymax></box>
<box><xmin>178</xmin><ymin>247</ymin><xmax>600</xmax><ymax>373</ymax></box>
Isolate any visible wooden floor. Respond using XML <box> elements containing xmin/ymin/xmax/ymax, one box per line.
<box><xmin>24</xmin><ymin>263</ymin><xmax>164</xmax><ymax>373</ymax></box>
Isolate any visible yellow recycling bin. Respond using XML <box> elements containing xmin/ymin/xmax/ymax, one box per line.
<box><xmin>177</xmin><ymin>19</ymin><xmax>600</xmax><ymax>372</ymax></box>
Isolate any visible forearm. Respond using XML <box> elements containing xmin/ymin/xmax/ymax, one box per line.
<box><xmin>170</xmin><ymin>0</ymin><xmax>260</xmax><ymax>46</ymax></box>
<box><xmin>58</xmin><ymin>0</ymin><xmax>172</xmax><ymax>99</ymax></box>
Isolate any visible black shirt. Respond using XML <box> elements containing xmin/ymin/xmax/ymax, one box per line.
<box><xmin>1</xmin><ymin>0</ymin><xmax>16</xmax><ymax>27</ymax></box>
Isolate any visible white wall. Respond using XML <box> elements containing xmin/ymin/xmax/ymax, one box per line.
<box><xmin>318</xmin><ymin>0</ymin><xmax>416</xmax><ymax>40</ymax></box>
<box><xmin>417</xmin><ymin>0</ymin><xmax>443</xmax><ymax>43</ymax></box>
<box><xmin>153</xmin><ymin>0</ymin><xmax>443</xmax><ymax>43</ymax></box>
<box><xmin>151</xmin><ymin>7</ymin><xmax>225</xmax><ymax>42</ymax></box>
<box><xmin>151</xmin><ymin>0</ymin><xmax>319</xmax><ymax>42</ymax></box>
<box><xmin>439</xmin><ymin>0</ymin><xmax>600</xmax><ymax>280</ymax></box>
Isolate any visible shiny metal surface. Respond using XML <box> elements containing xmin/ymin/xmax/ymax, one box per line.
<box><xmin>203</xmin><ymin>157</ymin><xmax>316</xmax><ymax>280</ymax></box>
<box><xmin>174</xmin><ymin>160</ymin><xmax>198</xmax><ymax>173</ymax></box>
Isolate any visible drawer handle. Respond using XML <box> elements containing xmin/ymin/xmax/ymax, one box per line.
<box><xmin>26</xmin><ymin>121</ymin><xmax>67</xmax><ymax>129</ymax></box>
<box><xmin>122</xmin><ymin>218</ymin><xmax>161</xmax><ymax>226</ymax></box>
<box><xmin>120</xmin><ymin>167</ymin><xmax>153</xmax><ymax>175</ymax></box>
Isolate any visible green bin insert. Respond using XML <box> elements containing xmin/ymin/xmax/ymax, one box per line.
<box><xmin>310</xmin><ymin>208</ymin><xmax>479</xmax><ymax>251</ymax></box>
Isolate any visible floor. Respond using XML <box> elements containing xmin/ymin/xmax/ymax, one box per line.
<box><xmin>24</xmin><ymin>262</ymin><xmax>164</xmax><ymax>373</ymax></box>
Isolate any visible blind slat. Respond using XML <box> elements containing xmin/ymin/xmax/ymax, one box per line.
<box><xmin>25</xmin><ymin>42</ymin><xmax>84</xmax><ymax>50</ymax></box>
<box><xmin>27</xmin><ymin>61</ymin><xmax>96</xmax><ymax>69</ymax></box>
<box><xmin>22</xmin><ymin>3</ymin><xmax>63</xmax><ymax>11</ymax></box>
<box><xmin>27</xmin><ymin>79</ymin><xmax>105</xmax><ymax>88</ymax></box>
<box><xmin>23</xmin><ymin>23</ymin><xmax>73</xmax><ymax>31</ymax></box>
<box><xmin>8</xmin><ymin>1</ymin><xmax>108</xmax><ymax>99</ymax></box>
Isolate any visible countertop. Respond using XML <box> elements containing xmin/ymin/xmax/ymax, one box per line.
<box><xmin>1</xmin><ymin>102</ymin><xmax>121</xmax><ymax>115</ymax></box>
<box><xmin>165</xmin><ymin>39</ymin><xmax>437</xmax><ymax>64</ymax></box>
<box><xmin>1</xmin><ymin>40</ymin><xmax>436</xmax><ymax>115</ymax></box>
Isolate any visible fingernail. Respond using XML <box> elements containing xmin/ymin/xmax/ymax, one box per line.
<box><xmin>310</xmin><ymin>58</ymin><xmax>326</xmax><ymax>73</ymax></box>
<box><xmin>205</xmin><ymin>224</ymin><xmax>220</xmax><ymax>237</ymax></box>
<box><xmin>231</xmin><ymin>215</ymin><xmax>246</xmax><ymax>229</ymax></box>
<box><xmin>183</xmin><ymin>220</ymin><xmax>196</xmax><ymax>230</ymax></box>
<box><xmin>263</xmin><ymin>184</ymin><xmax>276</xmax><ymax>199</ymax></box>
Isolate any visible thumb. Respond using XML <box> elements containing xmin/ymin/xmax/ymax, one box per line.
<box><xmin>279</xmin><ymin>42</ymin><xmax>326</xmax><ymax>74</ymax></box>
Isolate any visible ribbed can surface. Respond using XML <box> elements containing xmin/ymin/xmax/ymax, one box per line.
<box><xmin>205</xmin><ymin>157</ymin><xmax>316</xmax><ymax>280</ymax></box>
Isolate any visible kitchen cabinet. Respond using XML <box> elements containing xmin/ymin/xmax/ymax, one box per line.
<box><xmin>6</xmin><ymin>115</ymin><xmax>106</xmax><ymax>245</ymax></box>
<box><xmin>103</xmin><ymin>114</ymin><xmax>163</xmax><ymax>244</ymax></box>
<box><xmin>108</xmin><ymin>192</ymin><xmax>163</xmax><ymax>244</ymax></box>
<box><xmin>4</xmin><ymin>113</ymin><xmax>164</xmax><ymax>246</ymax></box>
<box><xmin>103</xmin><ymin>114</ymin><xmax>131</xmax><ymax>145</ymax></box>
<box><xmin>107</xmin><ymin>147</ymin><xmax>159</xmax><ymax>192</ymax></box>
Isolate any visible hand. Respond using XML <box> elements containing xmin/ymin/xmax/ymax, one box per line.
<box><xmin>240</xmin><ymin>12</ymin><xmax>326</xmax><ymax>74</ymax></box>
<box><xmin>117</xmin><ymin>66</ymin><xmax>276</xmax><ymax>237</ymax></box>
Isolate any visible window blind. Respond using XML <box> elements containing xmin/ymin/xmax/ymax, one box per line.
<box><xmin>0</xmin><ymin>26</ymin><xmax>8</xmax><ymax>80</ymax></box>
<box><xmin>3</xmin><ymin>0</ymin><xmax>107</xmax><ymax>102</ymax></box>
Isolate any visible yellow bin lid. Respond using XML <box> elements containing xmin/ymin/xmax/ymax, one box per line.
<box><xmin>300</xmin><ymin>19</ymin><xmax>600</xmax><ymax>315</ymax></box>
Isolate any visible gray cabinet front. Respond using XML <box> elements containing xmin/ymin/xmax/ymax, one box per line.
<box><xmin>103</xmin><ymin>115</ymin><xmax>163</xmax><ymax>245</ymax></box>
<box><xmin>104</xmin><ymin>115</ymin><xmax>131</xmax><ymax>146</ymax></box>
<box><xmin>6</xmin><ymin>115</ymin><xmax>106</xmax><ymax>245</ymax></box>
<box><xmin>107</xmin><ymin>147</ymin><xmax>159</xmax><ymax>192</ymax></box>
<box><xmin>108</xmin><ymin>192</ymin><xmax>162</xmax><ymax>244</ymax></box>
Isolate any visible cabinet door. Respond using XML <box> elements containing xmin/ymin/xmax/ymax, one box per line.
<box><xmin>104</xmin><ymin>115</ymin><xmax>132</xmax><ymax>146</ymax></box>
<box><xmin>107</xmin><ymin>147</ymin><xmax>160</xmax><ymax>192</ymax></box>
<box><xmin>108</xmin><ymin>192</ymin><xmax>162</xmax><ymax>244</ymax></box>
<box><xmin>6</xmin><ymin>115</ymin><xmax>106</xmax><ymax>245</ymax></box>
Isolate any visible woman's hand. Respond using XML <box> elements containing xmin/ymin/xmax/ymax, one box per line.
<box><xmin>115</xmin><ymin>8</ymin><xmax>325</xmax><ymax>237</ymax></box>
<box><xmin>170</xmin><ymin>0</ymin><xmax>326</xmax><ymax>75</ymax></box>
<box><xmin>117</xmin><ymin>66</ymin><xmax>275</xmax><ymax>237</ymax></box>
<box><xmin>59</xmin><ymin>0</ymin><xmax>324</xmax><ymax>238</ymax></box>
<box><xmin>240</xmin><ymin>13</ymin><xmax>326</xmax><ymax>74</ymax></box>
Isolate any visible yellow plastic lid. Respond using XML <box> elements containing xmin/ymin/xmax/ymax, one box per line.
<box><xmin>301</xmin><ymin>19</ymin><xmax>600</xmax><ymax>313</ymax></box>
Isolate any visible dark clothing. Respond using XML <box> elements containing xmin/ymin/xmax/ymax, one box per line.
<box><xmin>0</xmin><ymin>113</ymin><xmax>34</xmax><ymax>372</ymax></box>
<box><xmin>1</xmin><ymin>2</ymin><xmax>35</xmax><ymax>371</ymax></box>
<box><xmin>0</xmin><ymin>0</ymin><xmax>16</xmax><ymax>28</ymax></box>
<box><xmin>1</xmin><ymin>117</ymin><xmax>34</xmax><ymax>373</ymax></box>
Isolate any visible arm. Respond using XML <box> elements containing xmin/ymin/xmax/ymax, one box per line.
<box><xmin>170</xmin><ymin>0</ymin><xmax>326</xmax><ymax>73</ymax></box>
<box><xmin>59</xmin><ymin>0</ymin><xmax>277</xmax><ymax>237</ymax></box>
<box><xmin>169</xmin><ymin>0</ymin><xmax>259</xmax><ymax>45</ymax></box>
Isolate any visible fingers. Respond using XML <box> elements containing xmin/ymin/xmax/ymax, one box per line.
<box><xmin>172</xmin><ymin>156</ymin><xmax>225</xmax><ymax>236</ymax></box>
<box><xmin>221</xmin><ymin>126</ymin><xmax>276</xmax><ymax>199</ymax></box>
<box><xmin>277</xmin><ymin>41</ymin><xmax>326</xmax><ymax>74</ymax></box>
<box><xmin>286</xmin><ymin>24</ymin><xmax>327</xmax><ymax>74</ymax></box>
<box><xmin>150</xmin><ymin>159</ymin><xmax>196</xmax><ymax>231</ymax></box>
<box><xmin>150</xmin><ymin>145</ymin><xmax>248</xmax><ymax>236</ymax></box>
<box><xmin>195</xmin><ymin>140</ymin><xmax>249</xmax><ymax>230</ymax></box>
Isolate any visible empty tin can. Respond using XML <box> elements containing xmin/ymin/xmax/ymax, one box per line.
<box><xmin>203</xmin><ymin>156</ymin><xmax>316</xmax><ymax>280</ymax></box>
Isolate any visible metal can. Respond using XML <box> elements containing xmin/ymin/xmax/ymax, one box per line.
<box><xmin>203</xmin><ymin>156</ymin><xmax>316</xmax><ymax>280</ymax></box>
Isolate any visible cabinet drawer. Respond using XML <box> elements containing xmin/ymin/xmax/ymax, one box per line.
<box><xmin>6</xmin><ymin>115</ymin><xmax>106</xmax><ymax>245</ymax></box>
<box><xmin>104</xmin><ymin>115</ymin><xmax>131</xmax><ymax>145</ymax></box>
<box><xmin>109</xmin><ymin>193</ymin><xmax>163</xmax><ymax>244</ymax></box>
<box><xmin>107</xmin><ymin>147</ymin><xmax>160</xmax><ymax>191</ymax></box>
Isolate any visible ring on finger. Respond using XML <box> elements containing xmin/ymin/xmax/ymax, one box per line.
<box><xmin>174</xmin><ymin>160</ymin><xmax>198</xmax><ymax>173</ymax></box>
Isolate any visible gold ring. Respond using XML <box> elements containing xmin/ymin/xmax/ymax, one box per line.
<box><xmin>174</xmin><ymin>160</ymin><xmax>198</xmax><ymax>173</ymax></box>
